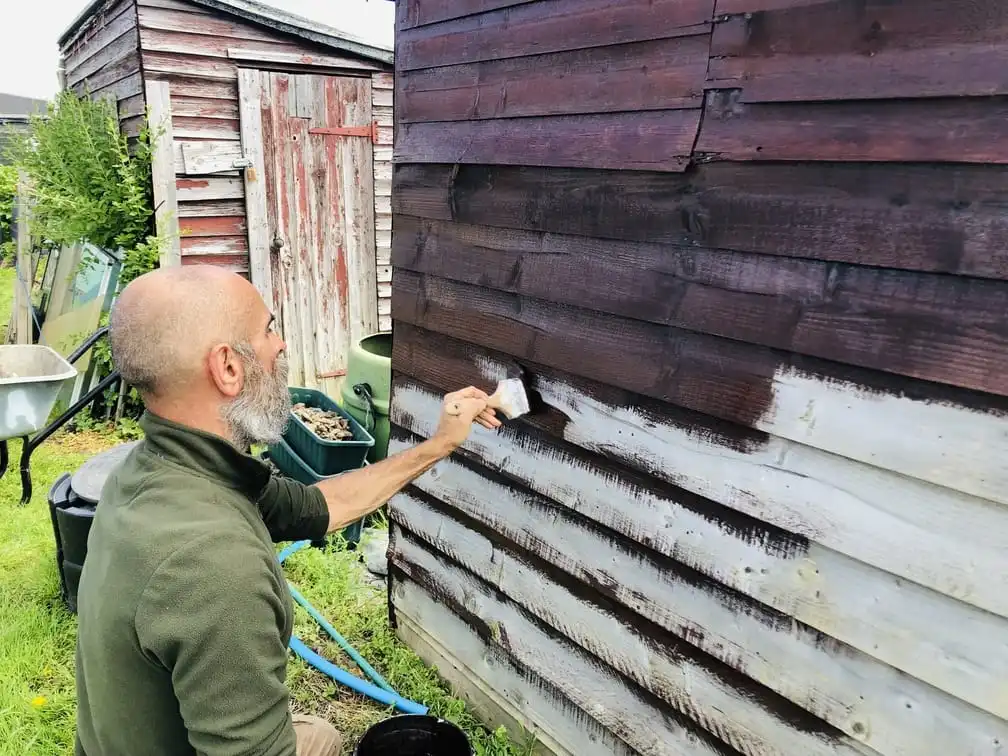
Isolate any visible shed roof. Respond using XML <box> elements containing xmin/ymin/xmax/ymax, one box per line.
<box><xmin>58</xmin><ymin>0</ymin><xmax>394</xmax><ymax>65</ymax></box>
<box><xmin>0</xmin><ymin>93</ymin><xmax>49</xmax><ymax>119</ymax></box>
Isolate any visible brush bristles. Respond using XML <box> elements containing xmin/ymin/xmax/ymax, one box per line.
<box><xmin>495</xmin><ymin>378</ymin><xmax>530</xmax><ymax>419</ymax></box>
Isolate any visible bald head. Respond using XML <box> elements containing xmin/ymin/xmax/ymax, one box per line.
<box><xmin>109</xmin><ymin>265</ymin><xmax>265</xmax><ymax>399</ymax></box>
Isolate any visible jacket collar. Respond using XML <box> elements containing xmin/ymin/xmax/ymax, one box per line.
<box><xmin>139</xmin><ymin>411</ymin><xmax>271</xmax><ymax>499</ymax></box>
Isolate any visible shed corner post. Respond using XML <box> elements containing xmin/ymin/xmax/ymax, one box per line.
<box><xmin>144</xmin><ymin>80</ymin><xmax>181</xmax><ymax>268</ymax></box>
<box><xmin>237</xmin><ymin>68</ymin><xmax>275</xmax><ymax>310</ymax></box>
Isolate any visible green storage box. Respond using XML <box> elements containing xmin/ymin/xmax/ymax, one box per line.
<box><xmin>285</xmin><ymin>386</ymin><xmax>375</xmax><ymax>475</ymax></box>
<box><xmin>340</xmin><ymin>333</ymin><xmax>392</xmax><ymax>463</ymax></box>
<box><xmin>263</xmin><ymin>440</ymin><xmax>365</xmax><ymax>547</ymax></box>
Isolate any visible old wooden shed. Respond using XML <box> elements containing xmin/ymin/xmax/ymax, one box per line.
<box><xmin>385</xmin><ymin>1</ymin><xmax>1008</xmax><ymax>754</ymax></box>
<box><xmin>57</xmin><ymin>0</ymin><xmax>395</xmax><ymax>392</ymax></box>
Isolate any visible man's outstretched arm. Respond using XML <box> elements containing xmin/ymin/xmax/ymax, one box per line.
<box><xmin>312</xmin><ymin>386</ymin><xmax>499</xmax><ymax>533</ymax></box>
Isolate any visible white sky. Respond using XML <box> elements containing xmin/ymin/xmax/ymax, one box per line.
<box><xmin>1</xmin><ymin>0</ymin><xmax>395</xmax><ymax>101</ymax></box>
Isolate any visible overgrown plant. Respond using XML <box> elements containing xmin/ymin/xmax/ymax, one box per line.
<box><xmin>10</xmin><ymin>90</ymin><xmax>162</xmax><ymax>265</ymax></box>
<box><xmin>11</xmin><ymin>90</ymin><xmax>169</xmax><ymax>427</ymax></box>
<box><xmin>0</xmin><ymin>165</ymin><xmax>16</xmax><ymax>262</ymax></box>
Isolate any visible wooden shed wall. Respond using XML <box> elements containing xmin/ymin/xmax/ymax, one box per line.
<box><xmin>386</xmin><ymin>2</ymin><xmax>1008</xmax><ymax>755</ymax></box>
<box><xmin>133</xmin><ymin>0</ymin><xmax>386</xmax><ymax>275</ymax></box>
<box><xmin>373</xmin><ymin>72</ymin><xmax>393</xmax><ymax>332</ymax></box>
<box><xmin>60</xmin><ymin>0</ymin><xmax>145</xmax><ymax>137</ymax></box>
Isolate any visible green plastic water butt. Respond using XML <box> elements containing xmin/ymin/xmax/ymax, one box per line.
<box><xmin>340</xmin><ymin>333</ymin><xmax>392</xmax><ymax>463</ymax></box>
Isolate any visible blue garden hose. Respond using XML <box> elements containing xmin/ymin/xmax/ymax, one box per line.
<box><xmin>277</xmin><ymin>539</ymin><xmax>428</xmax><ymax>716</ymax></box>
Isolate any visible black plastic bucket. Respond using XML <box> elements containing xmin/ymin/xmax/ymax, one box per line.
<box><xmin>355</xmin><ymin>715</ymin><xmax>472</xmax><ymax>756</ymax></box>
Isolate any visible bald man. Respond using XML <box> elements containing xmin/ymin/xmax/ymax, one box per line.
<box><xmin>72</xmin><ymin>265</ymin><xmax>500</xmax><ymax>756</ymax></box>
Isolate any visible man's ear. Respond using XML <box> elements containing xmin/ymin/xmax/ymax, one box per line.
<box><xmin>207</xmin><ymin>343</ymin><xmax>244</xmax><ymax>398</ymax></box>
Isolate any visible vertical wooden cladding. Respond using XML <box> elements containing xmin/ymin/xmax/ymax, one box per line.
<box><xmin>393</xmin><ymin>0</ymin><xmax>714</xmax><ymax>171</ymax></box>
<box><xmin>59</xmin><ymin>0</ymin><xmax>143</xmax><ymax>134</ymax></box>
<box><xmin>698</xmin><ymin>0</ymin><xmax>1008</xmax><ymax>162</ymax></box>
<box><xmin>373</xmin><ymin>73</ymin><xmax>393</xmax><ymax>332</ymax></box>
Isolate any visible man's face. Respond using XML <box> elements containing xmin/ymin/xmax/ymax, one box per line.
<box><xmin>220</xmin><ymin>339</ymin><xmax>291</xmax><ymax>451</ymax></box>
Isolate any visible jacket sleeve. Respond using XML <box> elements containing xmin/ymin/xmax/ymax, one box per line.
<box><xmin>135</xmin><ymin>533</ymin><xmax>298</xmax><ymax>756</ymax></box>
<box><xmin>255</xmin><ymin>474</ymin><xmax>330</xmax><ymax>543</ymax></box>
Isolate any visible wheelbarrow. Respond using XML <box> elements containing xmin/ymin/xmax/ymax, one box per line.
<box><xmin>0</xmin><ymin>326</ymin><xmax>120</xmax><ymax>505</ymax></box>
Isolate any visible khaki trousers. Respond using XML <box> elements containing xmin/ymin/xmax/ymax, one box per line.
<box><xmin>293</xmin><ymin>713</ymin><xmax>343</xmax><ymax>756</ymax></box>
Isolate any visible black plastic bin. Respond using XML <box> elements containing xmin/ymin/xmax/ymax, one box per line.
<box><xmin>284</xmin><ymin>387</ymin><xmax>375</xmax><ymax>476</ymax></box>
<box><xmin>355</xmin><ymin>715</ymin><xmax>472</xmax><ymax>756</ymax></box>
<box><xmin>48</xmin><ymin>473</ymin><xmax>97</xmax><ymax>614</ymax></box>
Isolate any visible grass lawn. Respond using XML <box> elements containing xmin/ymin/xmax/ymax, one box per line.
<box><xmin>0</xmin><ymin>265</ymin><xmax>15</xmax><ymax>342</ymax></box>
<box><xmin>0</xmin><ymin>429</ymin><xmax>535</xmax><ymax>755</ymax></box>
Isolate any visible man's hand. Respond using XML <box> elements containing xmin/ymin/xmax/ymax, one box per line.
<box><xmin>434</xmin><ymin>386</ymin><xmax>502</xmax><ymax>450</ymax></box>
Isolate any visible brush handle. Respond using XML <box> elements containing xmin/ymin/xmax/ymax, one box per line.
<box><xmin>446</xmin><ymin>388</ymin><xmax>502</xmax><ymax>416</ymax></box>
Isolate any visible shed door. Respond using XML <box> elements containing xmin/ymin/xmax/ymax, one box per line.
<box><xmin>238</xmin><ymin>69</ymin><xmax>379</xmax><ymax>396</ymax></box>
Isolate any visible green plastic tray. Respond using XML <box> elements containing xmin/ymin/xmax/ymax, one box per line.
<box><xmin>263</xmin><ymin>439</ymin><xmax>364</xmax><ymax>547</ymax></box>
<box><xmin>285</xmin><ymin>387</ymin><xmax>375</xmax><ymax>476</ymax></box>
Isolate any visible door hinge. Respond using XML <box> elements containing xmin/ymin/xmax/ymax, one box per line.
<box><xmin>308</xmin><ymin>121</ymin><xmax>380</xmax><ymax>144</ymax></box>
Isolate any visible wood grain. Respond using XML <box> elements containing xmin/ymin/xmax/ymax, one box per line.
<box><xmin>391</xmin><ymin>536</ymin><xmax>731</xmax><ymax>756</ymax></box>
<box><xmin>708</xmin><ymin>0</ymin><xmax>1008</xmax><ymax>101</ymax></box>
<box><xmin>390</xmin><ymin>564</ymin><xmax>646</xmax><ymax>756</ymax></box>
<box><xmin>392</xmin><ymin>216</ymin><xmax>1008</xmax><ymax>396</ymax></box>
<box><xmin>238</xmin><ymin>69</ymin><xmax>274</xmax><ymax>319</ymax></box>
<box><xmin>394</xmin><ymin>110</ymin><xmax>701</xmax><ymax>171</ymax></box>
<box><xmin>398</xmin><ymin>0</ymin><xmax>537</xmax><ymax>30</ymax></box>
<box><xmin>696</xmin><ymin>90</ymin><xmax>1008</xmax><ymax>163</ymax></box>
<box><xmin>392</xmin><ymin>162</ymin><xmax>1008</xmax><ymax>280</ymax></box>
<box><xmin>386</xmin><ymin>422</ymin><xmax>1008</xmax><ymax>753</ymax></box>
<box><xmin>175</xmin><ymin>177</ymin><xmax>244</xmax><ymax>202</ymax></box>
<box><xmin>392</xmin><ymin>269</ymin><xmax>1008</xmax><ymax>437</ymax></box>
<box><xmin>137</xmin><ymin>3</ymin><xmax>294</xmax><ymax>44</ymax></box>
<box><xmin>397</xmin><ymin>35</ymin><xmax>708</xmax><ymax>122</ymax></box>
<box><xmin>178</xmin><ymin>215</ymin><xmax>246</xmax><ymax>237</ymax></box>
<box><xmin>393</xmin><ymin>486</ymin><xmax>1008</xmax><ymax>750</ymax></box>
<box><xmin>61</xmin><ymin>1</ymin><xmax>137</xmax><ymax>75</ymax></box>
<box><xmin>146</xmin><ymin>81</ymin><xmax>181</xmax><ymax>267</ymax></box>
<box><xmin>389</xmin><ymin>367</ymin><xmax>1008</xmax><ymax>720</ymax></box>
<box><xmin>397</xmin><ymin>0</ymin><xmax>714</xmax><ymax>71</ymax></box>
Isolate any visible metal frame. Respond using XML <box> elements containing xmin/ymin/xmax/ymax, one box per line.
<box><xmin>0</xmin><ymin>326</ymin><xmax>120</xmax><ymax>505</ymax></box>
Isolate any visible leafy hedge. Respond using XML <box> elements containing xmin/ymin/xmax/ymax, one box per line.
<box><xmin>9</xmin><ymin>89</ymin><xmax>165</xmax><ymax>286</ymax></box>
<box><xmin>0</xmin><ymin>164</ymin><xmax>15</xmax><ymax>262</ymax></box>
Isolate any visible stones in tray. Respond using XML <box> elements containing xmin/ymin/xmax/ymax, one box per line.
<box><xmin>291</xmin><ymin>402</ymin><xmax>354</xmax><ymax>442</ymax></box>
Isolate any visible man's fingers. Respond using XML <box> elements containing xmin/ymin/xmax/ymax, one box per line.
<box><xmin>446</xmin><ymin>386</ymin><xmax>490</xmax><ymax>402</ymax></box>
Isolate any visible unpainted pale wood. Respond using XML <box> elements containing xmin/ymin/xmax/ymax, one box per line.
<box><xmin>394</xmin><ymin>498</ymin><xmax>870</xmax><ymax>756</ymax></box>
<box><xmin>388</xmin><ymin>421</ymin><xmax>1008</xmax><ymax>755</ymax></box>
<box><xmin>237</xmin><ymin>69</ymin><xmax>274</xmax><ymax>316</ymax></box>
<box><xmin>174</xmin><ymin>141</ymin><xmax>244</xmax><ymax>175</ymax></box>
<box><xmin>393</xmin><ymin>612</ymin><xmax>562</xmax><ymax>756</ymax></box>
<box><xmin>175</xmin><ymin>177</ymin><xmax>244</xmax><ymax>202</ymax></box>
<box><xmin>391</xmin><ymin>553</ymin><xmax>715</xmax><ymax>756</ymax></box>
<box><xmin>14</xmin><ymin>173</ymin><xmax>33</xmax><ymax>344</ymax></box>
<box><xmin>145</xmin><ymin>81</ymin><xmax>181</xmax><ymax>267</ymax></box>
<box><xmin>372</xmin><ymin>72</ymin><xmax>394</xmax><ymax>333</ymax></box>
<box><xmin>391</xmin><ymin>373</ymin><xmax>1008</xmax><ymax>722</ymax></box>
<box><xmin>227</xmin><ymin>47</ymin><xmax>380</xmax><ymax>71</ymax></box>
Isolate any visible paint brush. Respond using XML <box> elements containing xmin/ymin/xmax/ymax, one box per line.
<box><xmin>446</xmin><ymin>377</ymin><xmax>531</xmax><ymax>421</ymax></box>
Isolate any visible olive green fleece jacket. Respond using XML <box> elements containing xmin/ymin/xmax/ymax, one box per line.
<box><xmin>73</xmin><ymin>411</ymin><xmax>330</xmax><ymax>756</ymax></box>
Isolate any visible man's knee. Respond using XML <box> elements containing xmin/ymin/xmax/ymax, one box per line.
<box><xmin>293</xmin><ymin>713</ymin><xmax>342</xmax><ymax>756</ymax></box>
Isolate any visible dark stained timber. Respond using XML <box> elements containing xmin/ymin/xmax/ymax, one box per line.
<box><xmin>396</xmin><ymin>0</ymin><xmax>714</xmax><ymax>71</ymax></box>
<box><xmin>696</xmin><ymin>90</ymin><xmax>1008</xmax><ymax>163</ymax></box>
<box><xmin>392</xmin><ymin>162</ymin><xmax>1008</xmax><ymax>281</ymax></box>
<box><xmin>392</xmin><ymin>216</ymin><xmax>1008</xmax><ymax>396</ymax></box>
<box><xmin>397</xmin><ymin>35</ymin><xmax>709</xmax><ymax>122</ymax></box>
<box><xmin>393</xmin><ymin>110</ymin><xmax>702</xmax><ymax>172</ymax></box>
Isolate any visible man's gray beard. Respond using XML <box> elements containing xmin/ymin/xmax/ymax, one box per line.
<box><xmin>220</xmin><ymin>342</ymin><xmax>291</xmax><ymax>452</ymax></box>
